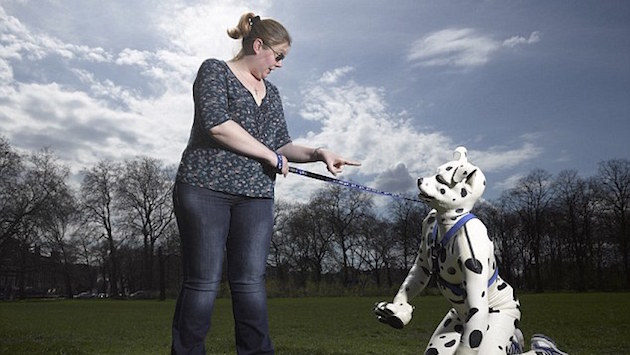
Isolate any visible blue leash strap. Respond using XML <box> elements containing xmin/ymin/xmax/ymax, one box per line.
<box><xmin>288</xmin><ymin>166</ymin><xmax>423</xmax><ymax>203</ymax></box>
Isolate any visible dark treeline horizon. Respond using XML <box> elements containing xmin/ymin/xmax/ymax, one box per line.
<box><xmin>1</xmin><ymin>136</ymin><xmax>629</xmax><ymax>300</ymax></box>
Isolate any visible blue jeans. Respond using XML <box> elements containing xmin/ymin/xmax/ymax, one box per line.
<box><xmin>171</xmin><ymin>183</ymin><xmax>275</xmax><ymax>355</ymax></box>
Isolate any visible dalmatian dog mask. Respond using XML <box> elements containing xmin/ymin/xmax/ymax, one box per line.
<box><xmin>417</xmin><ymin>146</ymin><xmax>486</xmax><ymax>220</ymax></box>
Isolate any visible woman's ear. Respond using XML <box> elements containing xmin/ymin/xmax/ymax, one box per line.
<box><xmin>242</xmin><ymin>38</ymin><xmax>261</xmax><ymax>56</ymax></box>
<box><xmin>252</xmin><ymin>38</ymin><xmax>263</xmax><ymax>55</ymax></box>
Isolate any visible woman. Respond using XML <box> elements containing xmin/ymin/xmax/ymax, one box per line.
<box><xmin>171</xmin><ymin>12</ymin><xmax>360</xmax><ymax>355</ymax></box>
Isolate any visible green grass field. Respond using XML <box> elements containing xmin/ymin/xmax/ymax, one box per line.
<box><xmin>1</xmin><ymin>293</ymin><xmax>628</xmax><ymax>354</ymax></box>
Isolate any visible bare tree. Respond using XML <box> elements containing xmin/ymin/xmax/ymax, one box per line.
<box><xmin>269</xmin><ymin>200</ymin><xmax>294</xmax><ymax>288</ymax></box>
<box><xmin>551</xmin><ymin>170</ymin><xmax>596</xmax><ymax>290</ymax></box>
<box><xmin>80</xmin><ymin>160</ymin><xmax>124</xmax><ymax>297</ymax></box>
<box><xmin>293</xmin><ymin>199</ymin><xmax>338</xmax><ymax>285</ymax></box>
<box><xmin>73</xmin><ymin>223</ymin><xmax>102</xmax><ymax>292</ymax></box>
<box><xmin>311</xmin><ymin>185</ymin><xmax>374</xmax><ymax>286</ymax></box>
<box><xmin>0</xmin><ymin>136</ymin><xmax>23</xmax><ymax>249</ymax></box>
<box><xmin>388</xmin><ymin>198</ymin><xmax>427</xmax><ymax>270</ymax></box>
<box><xmin>116</xmin><ymin>156</ymin><xmax>175</xmax><ymax>291</ymax></box>
<box><xmin>36</xmin><ymin>157</ymin><xmax>79</xmax><ymax>298</ymax></box>
<box><xmin>355</xmin><ymin>213</ymin><xmax>396</xmax><ymax>288</ymax></box>
<box><xmin>505</xmin><ymin>169</ymin><xmax>554</xmax><ymax>291</ymax></box>
<box><xmin>475</xmin><ymin>198</ymin><xmax>523</xmax><ymax>287</ymax></box>
<box><xmin>1</xmin><ymin>148</ymin><xmax>73</xmax><ymax>298</ymax></box>
<box><xmin>596</xmin><ymin>159</ymin><xmax>630</xmax><ymax>286</ymax></box>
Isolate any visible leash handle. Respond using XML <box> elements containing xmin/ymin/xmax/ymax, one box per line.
<box><xmin>288</xmin><ymin>166</ymin><xmax>423</xmax><ymax>203</ymax></box>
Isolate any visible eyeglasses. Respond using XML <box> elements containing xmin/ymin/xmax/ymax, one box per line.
<box><xmin>261</xmin><ymin>41</ymin><xmax>285</xmax><ymax>62</ymax></box>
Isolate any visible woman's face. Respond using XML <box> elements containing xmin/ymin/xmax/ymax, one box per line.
<box><xmin>256</xmin><ymin>41</ymin><xmax>290</xmax><ymax>79</ymax></box>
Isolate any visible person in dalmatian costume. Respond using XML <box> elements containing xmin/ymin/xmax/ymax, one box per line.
<box><xmin>374</xmin><ymin>147</ymin><xmax>569</xmax><ymax>355</ymax></box>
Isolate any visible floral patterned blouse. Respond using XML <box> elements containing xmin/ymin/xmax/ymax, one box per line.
<box><xmin>175</xmin><ymin>59</ymin><xmax>292</xmax><ymax>198</ymax></box>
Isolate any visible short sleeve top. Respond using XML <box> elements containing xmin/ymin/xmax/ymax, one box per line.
<box><xmin>175</xmin><ymin>59</ymin><xmax>292</xmax><ymax>198</ymax></box>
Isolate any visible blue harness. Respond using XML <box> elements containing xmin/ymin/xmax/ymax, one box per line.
<box><xmin>431</xmin><ymin>213</ymin><xmax>499</xmax><ymax>296</ymax></box>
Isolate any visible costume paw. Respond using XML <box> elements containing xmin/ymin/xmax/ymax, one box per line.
<box><xmin>373</xmin><ymin>301</ymin><xmax>414</xmax><ymax>329</ymax></box>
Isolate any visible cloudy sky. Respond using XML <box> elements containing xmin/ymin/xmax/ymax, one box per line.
<box><xmin>1</xmin><ymin>0</ymin><xmax>628</xmax><ymax>204</ymax></box>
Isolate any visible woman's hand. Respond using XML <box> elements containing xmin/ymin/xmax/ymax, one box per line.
<box><xmin>315</xmin><ymin>148</ymin><xmax>361</xmax><ymax>176</ymax></box>
<box><xmin>276</xmin><ymin>143</ymin><xmax>361</xmax><ymax>176</ymax></box>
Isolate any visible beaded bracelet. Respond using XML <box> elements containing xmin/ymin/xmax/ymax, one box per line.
<box><xmin>275</xmin><ymin>153</ymin><xmax>283</xmax><ymax>172</ymax></box>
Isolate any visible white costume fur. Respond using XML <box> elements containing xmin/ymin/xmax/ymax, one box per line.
<box><xmin>375</xmin><ymin>147</ymin><xmax>565</xmax><ymax>355</ymax></box>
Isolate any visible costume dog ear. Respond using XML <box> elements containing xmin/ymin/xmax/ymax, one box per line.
<box><xmin>451</xmin><ymin>147</ymin><xmax>474</xmax><ymax>183</ymax></box>
<box><xmin>453</xmin><ymin>163</ymin><xmax>475</xmax><ymax>183</ymax></box>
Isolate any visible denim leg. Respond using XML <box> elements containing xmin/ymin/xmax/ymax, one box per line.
<box><xmin>227</xmin><ymin>197</ymin><xmax>275</xmax><ymax>355</ymax></box>
<box><xmin>171</xmin><ymin>183</ymin><xmax>231</xmax><ymax>355</ymax></box>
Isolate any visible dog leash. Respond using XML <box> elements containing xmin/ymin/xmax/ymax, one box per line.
<box><xmin>288</xmin><ymin>166</ymin><xmax>423</xmax><ymax>203</ymax></box>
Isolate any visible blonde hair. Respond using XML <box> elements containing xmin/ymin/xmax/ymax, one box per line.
<box><xmin>227</xmin><ymin>12</ymin><xmax>292</xmax><ymax>60</ymax></box>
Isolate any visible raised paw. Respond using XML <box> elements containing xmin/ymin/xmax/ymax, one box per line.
<box><xmin>373</xmin><ymin>301</ymin><xmax>413</xmax><ymax>329</ymax></box>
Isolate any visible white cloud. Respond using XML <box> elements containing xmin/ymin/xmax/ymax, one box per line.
<box><xmin>0</xmin><ymin>3</ymin><xmax>183</xmax><ymax>172</ymax></box>
<box><xmin>116</xmin><ymin>49</ymin><xmax>151</xmax><ymax>67</ymax></box>
<box><xmin>0</xmin><ymin>6</ymin><xmax>113</xmax><ymax>63</ymax></box>
<box><xmin>0</xmin><ymin>8</ymin><xmax>42</xmax><ymax>61</ymax></box>
<box><xmin>408</xmin><ymin>28</ymin><xmax>541</xmax><ymax>68</ymax></box>
<box><xmin>318</xmin><ymin>66</ymin><xmax>354</xmax><ymax>84</ymax></box>
<box><xmin>503</xmin><ymin>31</ymin><xmax>541</xmax><ymax>48</ymax></box>
<box><xmin>494</xmin><ymin>172</ymin><xmax>526</xmax><ymax>193</ymax></box>
<box><xmin>153</xmin><ymin>1</ymin><xmax>264</xmax><ymax>61</ymax></box>
<box><xmin>71</xmin><ymin>69</ymin><xmax>136</xmax><ymax>105</ymax></box>
<box><xmin>0</xmin><ymin>1</ymin><xmax>251</xmax><ymax>172</ymax></box>
<box><xmin>408</xmin><ymin>28</ymin><xmax>499</xmax><ymax>68</ymax></box>
<box><xmin>0</xmin><ymin>58</ymin><xmax>13</xmax><ymax>84</ymax></box>
<box><xmin>296</xmin><ymin>78</ymin><xmax>454</xmax><ymax>176</ymax></box>
<box><xmin>1</xmin><ymin>80</ymin><xmax>147</xmax><ymax>166</ymax></box>
<box><xmin>278</xmin><ymin>71</ymin><xmax>456</xmax><ymax>202</ymax></box>
<box><xmin>472</xmin><ymin>140</ymin><xmax>543</xmax><ymax>171</ymax></box>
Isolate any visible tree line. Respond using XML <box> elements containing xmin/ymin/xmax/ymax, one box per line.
<box><xmin>1</xmin><ymin>136</ymin><xmax>628</xmax><ymax>299</ymax></box>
